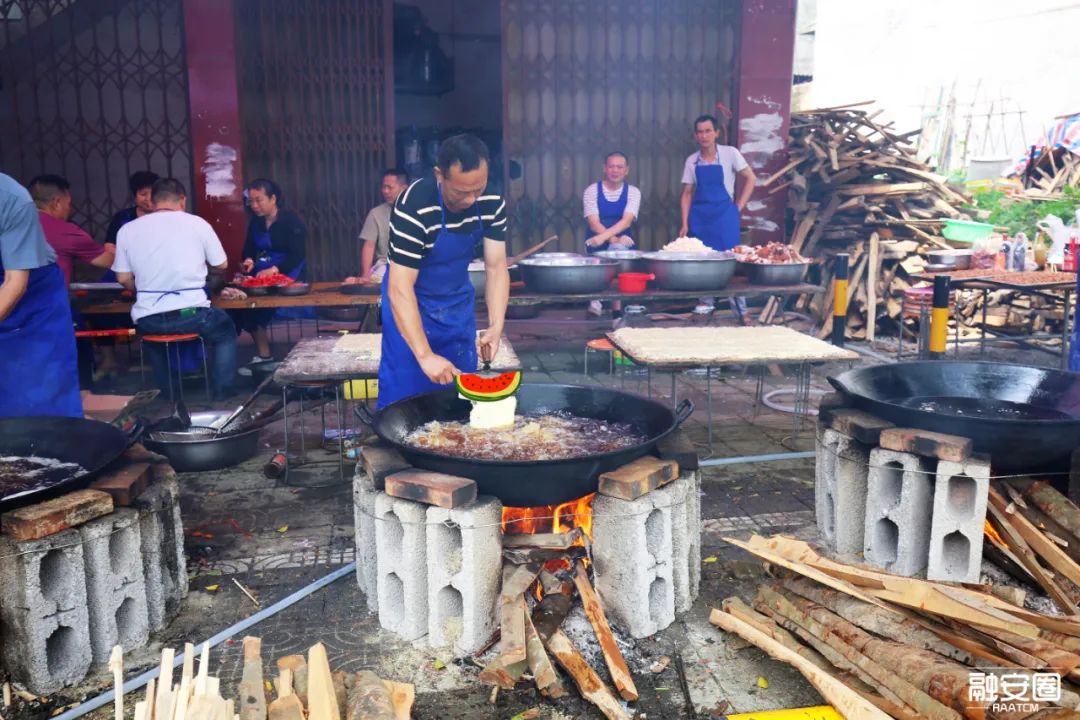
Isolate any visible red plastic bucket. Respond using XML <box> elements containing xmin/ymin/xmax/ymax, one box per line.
<box><xmin>617</xmin><ymin>272</ymin><xmax>654</xmax><ymax>294</ymax></box>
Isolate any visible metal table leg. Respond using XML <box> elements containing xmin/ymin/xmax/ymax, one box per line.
<box><xmin>336</xmin><ymin>383</ymin><xmax>344</xmax><ymax>483</ymax></box>
<box><xmin>670</xmin><ymin>372</ymin><xmax>677</xmax><ymax>407</ymax></box>
<box><xmin>980</xmin><ymin>288</ymin><xmax>989</xmax><ymax>358</ymax></box>
<box><xmin>1062</xmin><ymin>290</ymin><xmax>1072</xmax><ymax>370</ymax></box>
<box><xmin>706</xmin><ymin>366</ymin><xmax>713</xmax><ymax>456</ymax></box>
<box><xmin>281</xmin><ymin>385</ymin><xmax>290</xmax><ymax>481</ymax></box>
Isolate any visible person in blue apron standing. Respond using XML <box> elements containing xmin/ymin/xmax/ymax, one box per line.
<box><xmin>0</xmin><ymin>172</ymin><xmax>82</xmax><ymax>418</ymax></box>
<box><xmin>678</xmin><ymin>114</ymin><xmax>757</xmax><ymax>323</ymax></box>
<box><xmin>233</xmin><ymin>179</ymin><xmax>307</xmax><ymax>376</ymax></box>
<box><xmin>583</xmin><ymin>151</ymin><xmax>641</xmax><ymax>318</ymax></box>
<box><xmin>378</xmin><ymin>134</ymin><xmax>510</xmax><ymax>409</ymax></box>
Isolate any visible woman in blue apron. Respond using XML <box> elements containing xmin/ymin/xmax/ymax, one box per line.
<box><xmin>377</xmin><ymin>187</ymin><xmax>480</xmax><ymax>408</ymax></box>
<box><xmin>0</xmin><ymin>258</ymin><xmax>82</xmax><ymax>418</ymax></box>
<box><xmin>232</xmin><ymin>179</ymin><xmax>307</xmax><ymax>374</ymax></box>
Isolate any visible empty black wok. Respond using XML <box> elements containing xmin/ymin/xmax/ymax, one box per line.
<box><xmin>366</xmin><ymin>384</ymin><xmax>694</xmax><ymax>506</ymax></box>
<box><xmin>829</xmin><ymin>361</ymin><xmax>1080</xmax><ymax>472</ymax></box>
<box><xmin>0</xmin><ymin>416</ymin><xmax>130</xmax><ymax>511</ymax></box>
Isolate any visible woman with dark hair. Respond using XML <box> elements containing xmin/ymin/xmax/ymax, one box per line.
<box><xmin>234</xmin><ymin>178</ymin><xmax>307</xmax><ymax>372</ymax></box>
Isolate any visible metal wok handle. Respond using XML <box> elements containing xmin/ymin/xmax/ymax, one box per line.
<box><xmin>354</xmin><ymin>404</ymin><xmax>376</xmax><ymax>426</ymax></box>
<box><xmin>827</xmin><ymin>374</ymin><xmax>848</xmax><ymax>394</ymax></box>
<box><xmin>673</xmin><ymin>399</ymin><xmax>695</xmax><ymax>427</ymax></box>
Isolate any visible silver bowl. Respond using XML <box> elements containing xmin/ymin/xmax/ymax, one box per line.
<box><xmin>642</xmin><ymin>251</ymin><xmax>736</xmax><ymax>291</ymax></box>
<box><xmin>738</xmin><ymin>262</ymin><xmax>809</xmax><ymax>286</ymax></box>
<box><xmin>145</xmin><ymin>411</ymin><xmax>263</xmax><ymax>472</ymax></box>
<box><xmin>593</xmin><ymin>249</ymin><xmax>645</xmax><ymax>275</ymax></box>
<box><xmin>531</xmin><ymin>252</ymin><xmax>583</xmax><ymax>260</ymax></box>
<box><xmin>927</xmin><ymin>249</ymin><xmax>973</xmax><ymax>270</ymax></box>
<box><xmin>519</xmin><ymin>257</ymin><xmax>618</xmax><ymax>294</ymax></box>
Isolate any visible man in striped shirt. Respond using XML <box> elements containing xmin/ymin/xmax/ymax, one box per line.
<box><xmin>379</xmin><ymin>134</ymin><xmax>510</xmax><ymax>407</ymax></box>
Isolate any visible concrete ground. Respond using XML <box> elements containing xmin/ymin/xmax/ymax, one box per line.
<box><xmin>28</xmin><ymin>303</ymin><xmax>1066</xmax><ymax>720</ymax></box>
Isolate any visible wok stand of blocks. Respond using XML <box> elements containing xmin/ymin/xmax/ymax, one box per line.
<box><xmin>354</xmin><ymin>441</ymin><xmax>702</xmax><ymax>652</ymax></box>
<box><xmin>814</xmin><ymin>400</ymin><xmax>990</xmax><ymax>583</ymax></box>
<box><xmin>0</xmin><ymin>449</ymin><xmax>187</xmax><ymax>695</ymax></box>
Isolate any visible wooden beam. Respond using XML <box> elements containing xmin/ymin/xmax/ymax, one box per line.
<box><xmin>306</xmin><ymin>643</ymin><xmax>340</xmax><ymax>720</ymax></box>
<box><xmin>866</xmin><ymin>232</ymin><xmax>879</xmax><ymax>341</ymax></box>
<box><xmin>544</xmin><ymin>630</ymin><xmax>630</xmax><ymax>720</ymax></box>
<box><xmin>572</xmin><ymin>562</ymin><xmax>638</xmax><ymax>701</ymax></box>
<box><xmin>239</xmin><ymin>637</ymin><xmax>267</xmax><ymax>720</ymax></box>
<box><xmin>523</xmin><ymin>611</ymin><xmax>565</xmax><ymax>698</ymax></box>
<box><xmin>344</xmin><ymin>672</ymin><xmax>394</xmax><ymax>720</ymax></box>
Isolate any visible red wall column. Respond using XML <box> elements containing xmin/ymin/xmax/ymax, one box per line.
<box><xmin>182</xmin><ymin>0</ymin><xmax>247</xmax><ymax>268</ymax></box>
<box><xmin>735</xmin><ymin>0</ymin><xmax>797</xmax><ymax>246</ymax></box>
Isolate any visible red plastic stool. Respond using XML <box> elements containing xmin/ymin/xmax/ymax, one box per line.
<box><xmin>584</xmin><ymin>338</ymin><xmax>615</xmax><ymax>375</ymax></box>
<box><xmin>140</xmin><ymin>333</ymin><xmax>210</xmax><ymax>402</ymax></box>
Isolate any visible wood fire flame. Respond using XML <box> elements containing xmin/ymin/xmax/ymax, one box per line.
<box><xmin>501</xmin><ymin>493</ymin><xmax>596</xmax><ymax>539</ymax></box>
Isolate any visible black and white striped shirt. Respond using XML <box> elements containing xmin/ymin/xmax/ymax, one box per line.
<box><xmin>388</xmin><ymin>176</ymin><xmax>507</xmax><ymax>269</ymax></box>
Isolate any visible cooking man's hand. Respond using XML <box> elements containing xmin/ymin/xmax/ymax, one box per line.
<box><xmin>677</xmin><ymin>224</ymin><xmax>689</xmax><ymax>238</ymax></box>
<box><xmin>256</xmin><ymin>266</ymin><xmax>280</xmax><ymax>278</ymax></box>
<box><xmin>241</xmin><ymin>258</ymin><xmax>254</xmax><ymax>273</ymax></box>
<box><xmin>418</xmin><ymin>353</ymin><xmax>459</xmax><ymax>385</ymax></box>
<box><xmin>477</xmin><ymin>328</ymin><xmax>502</xmax><ymax>364</ymax></box>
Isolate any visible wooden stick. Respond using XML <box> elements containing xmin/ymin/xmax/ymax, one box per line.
<box><xmin>144</xmin><ymin>678</ymin><xmax>156</xmax><ymax>720</ymax></box>
<box><xmin>267</xmin><ymin>696</ymin><xmax>303</xmax><ymax>720</ymax></box>
<box><xmin>479</xmin><ymin>593</ymin><xmax>529</xmax><ymax>688</ymax></box>
<box><xmin>134</xmin><ymin>700</ymin><xmax>149</xmax><ymax>720</ymax></box>
<box><xmin>239</xmin><ymin>637</ymin><xmax>267</xmax><ymax>720</ymax></box>
<box><xmin>174</xmin><ymin>643</ymin><xmax>196</xmax><ymax>720</ymax></box>
<box><xmin>108</xmin><ymin>646</ymin><xmax>124</xmax><ymax>720</ymax></box>
<box><xmin>195</xmin><ymin>642</ymin><xmax>210</xmax><ymax>697</ymax></box>
<box><xmin>344</xmin><ymin>672</ymin><xmax>394</xmax><ymax>720</ymax></box>
<box><xmin>523</xmin><ymin>611</ymin><xmax>565</xmax><ymax>698</ymax></box>
<box><xmin>276</xmin><ymin>668</ymin><xmax>294</xmax><ymax>699</ymax></box>
<box><xmin>379</xmin><ymin>681</ymin><xmax>414</xmax><ymax>720</ymax></box>
<box><xmin>544</xmin><ymin>630</ymin><xmax>630</xmax><ymax>720</ymax></box>
<box><xmin>276</xmin><ymin>656</ymin><xmax>308</xmax><ymax>706</ymax></box>
<box><xmin>233</xmin><ymin>579</ymin><xmax>260</xmax><ymax>607</ymax></box>
<box><xmin>866</xmin><ymin>232</ymin><xmax>879</xmax><ymax>341</ymax></box>
<box><xmin>991</xmin><ymin>486</ymin><xmax>1080</xmax><ymax>588</ymax></box>
<box><xmin>572</xmin><ymin>561</ymin><xmax>638</xmax><ymax>701</ymax></box>
<box><xmin>156</xmin><ymin>648</ymin><xmax>175</xmax><ymax>720</ymax></box>
<box><xmin>987</xmin><ymin>501</ymin><xmax>1077</xmax><ymax>613</ymax></box>
<box><xmin>709</xmin><ymin>609</ymin><xmax>890</xmax><ymax>720</ymax></box>
<box><xmin>306</xmin><ymin>643</ymin><xmax>340</xmax><ymax>720</ymax></box>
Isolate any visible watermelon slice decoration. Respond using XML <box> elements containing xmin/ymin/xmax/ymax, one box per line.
<box><xmin>455</xmin><ymin>370</ymin><xmax>522</xmax><ymax>402</ymax></box>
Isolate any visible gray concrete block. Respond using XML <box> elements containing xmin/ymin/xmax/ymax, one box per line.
<box><xmin>133</xmin><ymin>476</ymin><xmax>187</xmax><ymax>632</ymax></box>
<box><xmin>374</xmin><ymin>493</ymin><xmax>428</xmax><ymax>640</ymax></box>
<box><xmin>927</xmin><ymin>456</ymin><xmax>990</xmax><ymax>583</ymax></box>
<box><xmin>352</xmin><ymin>470</ymin><xmax>379</xmax><ymax>611</ymax></box>
<box><xmin>0</xmin><ymin>530</ymin><xmax>92</xmax><ymax>695</ymax></box>
<box><xmin>815</xmin><ymin>428</ymin><xmax>871</xmax><ymax>555</ymax></box>
<box><xmin>78</xmin><ymin>509</ymin><xmax>150</xmax><ymax>663</ymax></box>
<box><xmin>654</xmin><ymin>475</ymin><xmax>697</xmax><ymax>613</ymax></box>
<box><xmin>687</xmin><ymin>470</ymin><xmax>702</xmax><ymax>605</ymax></box>
<box><xmin>592</xmin><ymin>491</ymin><xmax>676</xmax><ymax>638</ymax></box>
<box><xmin>864</xmin><ymin>448</ymin><xmax>935</xmax><ymax>576</ymax></box>
<box><xmin>426</xmin><ymin>496</ymin><xmax>502</xmax><ymax>654</ymax></box>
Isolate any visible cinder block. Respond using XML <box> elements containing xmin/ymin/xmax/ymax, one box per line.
<box><xmin>815</xmin><ymin>428</ymin><xmax>871</xmax><ymax>555</ymax></box>
<box><xmin>864</xmin><ymin>448</ymin><xmax>935</xmax><ymax>576</ymax></box>
<box><xmin>0</xmin><ymin>530</ymin><xmax>92</xmax><ymax>694</ymax></box>
<box><xmin>133</xmin><ymin>476</ymin><xmax>187</xmax><ymax>632</ymax></box>
<box><xmin>927</xmin><ymin>456</ymin><xmax>990</xmax><ymax>583</ymax></box>
<box><xmin>426</xmin><ymin>496</ymin><xmax>502</xmax><ymax>653</ymax></box>
<box><xmin>78</xmin><ymin>509</ymin><xmax>150</xmax><ymax>663</ymax></box>
<box><xmin>353</xmin><ymin>470</ymin><xmax>379</xmax><ymax>612</ymax></box>
<box><xmin>687</xmin><ymin>470</ymin><xmax>702</xmax><ymax>604</ymax></box>
<box><xmin>374</xmin><ymin>494</ymin><xmax>428</xmax><ymax>640</ymax></box>
<box><xmin>654</xmin><ymin>474</ymin><xmax>698</xmax><ymax>613</ymax></box>
<box><xmin>592</xmin><ymin>491</ymin><xmax>675</xmax><ymax>638</ymax></box>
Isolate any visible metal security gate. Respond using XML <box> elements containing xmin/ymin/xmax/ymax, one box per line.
<box><xmin>501</xmin><ymin>0</ymin><xmax>740</xmax><ymax>252</ymax></box>
<box><xmin>0</xmin><ymin>0</ymin><xmax>193</xmax><ymax>242</ymax></box>
<box><xmin>235</xmin><ymin>0</ymin><xmax>394</xmax><ymax>282</ymax></box>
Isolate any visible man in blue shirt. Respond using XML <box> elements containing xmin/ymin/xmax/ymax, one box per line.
<box><xmin>0</xmin><ymin>172</ymin><xmax>82</xmax><ymax>417</ymax></box>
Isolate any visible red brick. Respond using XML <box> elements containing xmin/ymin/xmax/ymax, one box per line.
<box><xmin>385</xmin><ymin>470</ymin><xmax>477</xmax><ymax>508</ymax></box>
<box><xmin>1</xmin><ymin>489</ymin><xmax>114</xmax><ymax>541</ymax></box>
<box><xmin>820</xmin><ymin>407</ymin><xmax>894</xmax><ymax>445</ymax></box>
<box><xmin>90</xmin><ymin>462</ymin><xmax>151</xmax><ymax>506</ymax></box>
<box><xmin>879</xmin><ymin>427</ymin><xmax>972</xmax><ymax>463</ymax></box>
<box><xmin>598</xmin><ymin>456</ymin><xmax>679</xmax><ymax>501</ymax></box>
<box><xmin>360</xmin><ymin>443</ymin><xmax>411</xmax><ymax>489</ymax></box>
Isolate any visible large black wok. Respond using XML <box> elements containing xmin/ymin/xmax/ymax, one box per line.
<box><xmin>367</xmin><ymin>384</ymin><xmax>694</xmax><ymax>506</ymax></box>
<box><xmin>829</xmin><ymin>361</ymin><xmax>1080</xmax><ymax>472</ymax></box>
<box><xmin>0</xmin><ymin>416</ymin><xmax>130</xmax><ymax>511</ymax></box>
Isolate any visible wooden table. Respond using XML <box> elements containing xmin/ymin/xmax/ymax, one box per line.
<box><xmin>73</xmin><ymin>281</ymin><xmax>380</xmax><ymax>315</ymax></box>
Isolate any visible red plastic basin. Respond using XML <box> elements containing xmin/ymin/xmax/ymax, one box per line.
<box><xmin>617</xmin><ymin>272</ymin><xmax>654</xmax><ymax>294</ymax></box>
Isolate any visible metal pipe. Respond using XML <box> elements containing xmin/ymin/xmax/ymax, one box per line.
<box><xmin>52</xmin><ymin>562</ymin><xmax>357</xmax><ymax>720</ymax></box>
<box><xmin>700</xmin><ymin>451</ymin><xmax>815</xmax><ymax>467</ymax></box>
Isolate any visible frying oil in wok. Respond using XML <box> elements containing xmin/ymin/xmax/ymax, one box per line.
<box><xmin>403</xmin><ymin>412</ymin><xmax>646</xmax><ymax>461</ymax></box>
<box><xmin>0</xmin><ymin>456</ymin><xmax>87</xmax><ymax>498</ymax></box>
<box><xmin>898</xmin><ymin>396</ymin><xmax>1072</xmax><ymax>421</ymax></box>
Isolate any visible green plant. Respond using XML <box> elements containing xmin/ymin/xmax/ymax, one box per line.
<box><xmin>968</xmin><ymin>187</ymin><xmax>1080</xmax><ymax>236</ymax></box>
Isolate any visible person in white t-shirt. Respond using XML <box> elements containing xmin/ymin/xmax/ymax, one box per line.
<box><xmin>678</xmin><ymin>114</ymin><xmax>757</xmax><ymax>322</ymax></box>
<box><xmin>583</xmin><ymin>151</ymin><xmax>641</xmax><ymax>317</ymax></box>
<box><xmin>112</xmin><ymin>178</ymin><xmax>237</xmax><ymax>400</ymax></box>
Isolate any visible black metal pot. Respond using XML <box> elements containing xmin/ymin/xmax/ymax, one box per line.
<box><xmin>365</xmin><ymin>384</ymin><xmax>694</xmax><ymax>506</ymax></box>
<box><xmin>145</xmin><ymin>411</ymin><xmax>263</xmax><ymax>472</ymax></box>
<box><xmin>829</xmin><ymin>361</ymin><xmax>1080</xmax><ymax>472</ymax></box>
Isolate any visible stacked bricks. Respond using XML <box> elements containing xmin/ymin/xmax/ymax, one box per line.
<box><xmin>863</xmin><ymin>448</ymin><xmax>936</xmax><ymax>576</ymax></box>
<box><xmin>591</xmin><ymin>471</ymin><xmax>703</xmax><ymax>638</ymax></box>
<box><xmin>814</xmin><ymin>427</ymin><xmax>871</xmax><ymax>555</ymax></box>
<box><xmin>926</xmin><ymin>455</ymin><xmax>990</xmax><ymax>583</ymax></box>
<box><xmin>426</xmin><ymin>497</ymin><xmax>502</xmax><ymax>653</ymax></box>
<box><xmin>0</xmin><ymin>530</ymin><xmax>93</xmax><ymax>694</ymax></box>
<box><xmin>78</xmin><ymin>508</ymin><xmax>151</xmax><ymax>662</ymax></box>
<box><xmin>133</xmin><ymin>468</ymin><xmax>188</xmax><ymax>631</ymax></box>
<box><xmin>0</xmin><ymin>455</ymin><xmax>187</xmax><ymax>694</ymax></box>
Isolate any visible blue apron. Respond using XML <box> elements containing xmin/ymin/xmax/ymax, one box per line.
<box><xmin>252</xmin><ymin>226</ymin><xmax>306</xmax><ymax>280</ymax></box>
<box><xmin>585</xmin><ymin>182</ymin><xmax>633</xmax><ymax>254</ymax></box>
<box><xmin>0</xmin><ymin>262</ymin><xmax>82</xmax><ymax>417</ymax></box>
<box><xmin>688</xmin><ymin>159</ymin><xmax>740</xmax><ymax>251</ymax></box>
<box><xmin>378</xmin><ymin>187</ymin><xmax>480</xmax><ymax>408</ymax></box>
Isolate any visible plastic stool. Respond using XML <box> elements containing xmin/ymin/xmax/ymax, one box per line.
<box><xmin>140</xmin><ymin>333</ymin><xmax>210</xmax><ymax>402</ymax></box>
<box><xmin>585</xmin><ymin>338</ymin><xmax>615</xmax><ymax>375</ymax></box>
<box><xmin>897</xmin><ymin>286</ymin><xmax>955</xmax><ymax>360</ymax></box>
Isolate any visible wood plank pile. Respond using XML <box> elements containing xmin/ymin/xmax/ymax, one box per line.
<box><xmin>1019</xmin><ymin>147</ymin><xmax>1080</xmax><ymax>198</ymax></box>
<box><xmin>110</xmin><ymin>639</ymin><xmax>413</xmax><ymax>720</ymax></box>
<box><xmin>712</xmin><ymin>494</ymin><xmax>1080</xmax><ymax>719</ymax></box>
<box><xmin>478</xmin><ymin>533</ymin><xmax>637</xmax><ymax>720</ymax></box>
<box><xmin>762</xmin><ymin>102</ymin><xmax>973</xmax><ymax>339</ymax></box>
